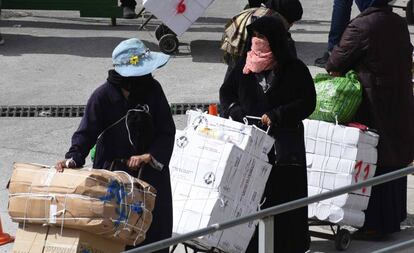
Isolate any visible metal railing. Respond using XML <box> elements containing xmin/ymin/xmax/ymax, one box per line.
<box><xmin>373</xmin><ymin>238</ymin><xmax>414</xmax><ymax>253</ymax></box>
<box><xmin>124</xmin><ymin>165</ymin><xmax>414</xmax><ymax>253</ymax></box>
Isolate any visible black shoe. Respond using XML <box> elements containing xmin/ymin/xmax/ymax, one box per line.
<box><xmin>314</xmin><ymin>51</ymin><xmax>330</xmax><ymax>68</ymax></box>
<box><xmin>0</xmin><ymin>34</ymin><xmax>4</xmax><ymax>45</ymax></box>
<box><xmin>123</xmin><ymin>7</ymin><xmax>137</xmax><ymax>19</ymax></box>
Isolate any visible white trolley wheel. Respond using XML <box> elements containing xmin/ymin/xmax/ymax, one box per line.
<box><xmin>335</xmin><ymin>229</ymin><xmax>351</xmax><ymax>251</ymax></box>
<box><xmin>159</xmin><ymin>34</ymin><xmax>179</xmax><ymax>54</ymax></box>
<box><xmin>155</xmin><ymin>24</ymin><xmax>174</xmax><ymax>41</ymax></box>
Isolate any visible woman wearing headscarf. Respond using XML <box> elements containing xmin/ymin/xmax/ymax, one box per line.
<box><xmin>223</xmin><ymin>0</ymin><xmax>303</xmax><ymax>80</ymax></box>
<box><xmin>220</xmin><ymin>15</ymin><xmax>316</xmax><ymax>253</ymax></box>
<box><xmin>55</xmin><ymin>38</ymin><xmax>176</xmax><ymax>252</ymax></box>
<box><xmin>327</xmin><ymin>0</ymin><xmax>414</xmax><ymax>239</ymax></box>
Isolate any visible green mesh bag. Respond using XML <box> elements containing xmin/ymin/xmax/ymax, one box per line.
<box><xmin>309</xmin><ymin>70</ymin><xmax>362</xmax><ymax>124</ymax></box>
<box><xmin>90</xmin><ymin>144</ymin><xmax>96</xmax><ymax>162</ymax></box>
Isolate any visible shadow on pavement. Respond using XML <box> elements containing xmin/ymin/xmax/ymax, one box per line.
<box><xmin>0</xmin><ymin>16</ymin><xmax>228</xmax><ymax>33</ymax></box>
<box><xmin>190</xmin><ymin>40</ymin><xmax>223</xmax><ymax>63</ymax></box>
<box><xmin>310</xmin><ymin>226</ymin><xmax>414</xmax><ymax>253</ymax></box>
<box><xmin>0</xmin><ymin>35</ymin><xmax>160</xmax><ymax>57</ymax></box>
<box><xmin>296</xmin><ymin>41</ymin><xmax>327</xmax><ymax>66</ymax></box>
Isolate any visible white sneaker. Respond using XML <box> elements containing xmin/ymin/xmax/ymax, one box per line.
<box><xmin>123</xmin><ymin>7</ymin><xmax>136</xmax><ymax>19</ymax></box>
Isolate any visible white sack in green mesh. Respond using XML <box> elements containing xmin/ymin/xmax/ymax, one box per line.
<box><xmin>309</xmin><ymin>70</ymin><xmax>362</xmax><ymax>124</ymax></box>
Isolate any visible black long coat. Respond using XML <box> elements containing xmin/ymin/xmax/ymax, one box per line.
<box><xmin>327</xmin><ymin>6</ymin><xmax>414</xmax><ymax>235</ymax></box>
<box><xmin>65</xmin><ymin>80</ymin><xmax>175</xmax><ymax>251</ymax></box>
<box><xmin>327</xmin><ymin>7</ymin><xmax>414</xmax><ymax>168</ymax></box>
<box><xmin>220</xmin><ymin>57</ymin><xmax>316</xmax><ymax>253</ymax></box>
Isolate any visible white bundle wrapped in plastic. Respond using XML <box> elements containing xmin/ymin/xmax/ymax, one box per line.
<box><xmin>304</xmin><ymin>119</ymin><xmax>379</xmax><ymax>227</ymax></box>
<box><xmin>143</xmin><ymin>0</ymin><xmax>215</xmax><ymax>36</ymax></box>
<box><xmin>170</xmin><ymin>112</ymin><xmax>274</xmax><ymax>253</ymax></box>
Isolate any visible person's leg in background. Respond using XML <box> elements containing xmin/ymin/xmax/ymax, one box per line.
<box><xmin>314</xmin><ymin>0</ymin><xmax>354</xmax><ymax>67</ymax></box>
<box><xmin>0</xmin><ymin>0</ymin><xmax>4</xmax><ymax>45</ymax></box>
<box><xmin>120</xmin><ymin>0</ymin><xmax>137</xmax><ymax>19</ymax></box>
<box><xmin>354</xmin><ymin>0</ymin><xmax>372</xmax><ymax>12</ymax></box>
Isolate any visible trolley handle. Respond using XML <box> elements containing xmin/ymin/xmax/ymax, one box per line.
<box><xmin>109</xmin><ymin>158</ymin><xmax>145</xmax><ymax>180</ymax></box>
<box><xmin>243</xmin><ymin>115</ymin><xmax>271</xmax><ymax>134</ymax></box>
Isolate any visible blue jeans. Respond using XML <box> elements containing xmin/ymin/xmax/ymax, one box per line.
<box><xmin>328</xmin><ymin>0</ymin><xmax>371</xmax><ymax>51</ymax></box>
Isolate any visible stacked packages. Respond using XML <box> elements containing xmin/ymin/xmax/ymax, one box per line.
<box><xmin>143</xmin><ymin>0</ymin><xmax>215</xmax><ymax>36</ymax></box>
<box><xmin>303</xmin><ymin>119</ymin><xmax>379</xmax><ymax>227</ymax></box>
<box><xmin>8</xmin><ymin>163</ymin><xmax>156</xmax><ymax>246</ymax></box>
<box><xmin>170</xmin><ymin>110</ymin><xmax>274</xmax><ymax>253</ymax></box>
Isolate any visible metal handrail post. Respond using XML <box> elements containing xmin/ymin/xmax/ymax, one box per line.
<box><xmin>124</xmin><ymin>166</ymin><xmax>414</xmax><ymax>253</ymax></box>
<box><xmin>259</xmin><ymin>216</ymin><xmax>274</xmax><ymax>253</ymax></box>
<box><xmin>372</xmin><ymin>238</ymin><xmax>414</xmax><ymax>253</ymax></box>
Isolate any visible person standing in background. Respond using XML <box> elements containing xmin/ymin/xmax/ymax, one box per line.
<box><xmin>121</xmin><ymin>0</ymin><xmax>137</xmax><ymax>19</ymax></box>
<box><xmin>314</xmin><ymin>0</ymin><xmax>371</xmax><ymax>67</ymax></box>
<box><xmin>326</xmin><ymin>0</ymin><xmax>414</xmax><ymax>239</ymax></box>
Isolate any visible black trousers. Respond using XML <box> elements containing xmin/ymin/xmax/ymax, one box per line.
<box><xmin>362</xmin><ymin>166</ymin><xmax>408</xmax><ymax>234</ymax></box>
<box><xmin>246</xmin><ymin>164</ymin><xmax>310</xmax><ymax>253</ymax></box>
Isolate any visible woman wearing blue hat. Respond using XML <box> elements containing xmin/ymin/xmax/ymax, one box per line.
<box><xmin>56</xmin><ymin>38</ymin><xmax>175</xmax><ymax>252</ymax></box>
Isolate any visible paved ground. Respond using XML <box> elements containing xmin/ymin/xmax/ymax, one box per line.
<box><xmin>0</xmin><ymin>1</ymin><xmax>413</xmax><ymax>252</ymax></box>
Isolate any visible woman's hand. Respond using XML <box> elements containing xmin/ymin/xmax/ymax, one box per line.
<box><xmin>329</xmin><ymin>71</ymin><xmax>342</xmax><ymax>77</ymax></box>
<box><xmin>55</xmin><ymin>160</ymin><xmax>66</xmax><ymax>173</ymax></box>
<box><xmin>261</xmin><ymin>114</ymin><xmax>272</xmax><ymax>126</ymax></box>
<box><xmin>55</xmin><ymin>158</ymin><xmax>76</xmax><ymax>173</ymax></box>
<box><xmin>127</xmin><ymin>154</ymin><xmax>152</xmax><ymax>171</ymax></box>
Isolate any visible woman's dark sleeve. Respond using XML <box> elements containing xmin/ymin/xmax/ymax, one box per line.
<box><xmin>219</xmin><ymin>63</ymin><xmax>242</xmax><ymax>119</ymax></box>
<box><xmin>65</xmin><ymin>91</ymin><xmax>104</xmax><ymax>166</ymax></box>
<box><xmin>267</xmin><ymin>61</ymin><xmax>316</xmax><ymax>126</ymax></box>
<box><xmin>326</xmin><ymin>22</ymin><xmax>367</xmax><ymax>73</ymax></box>
<box><xmin>148</xmin><ymin>83</ymin><xmax>176</xmax><ymax>168</ymax></box>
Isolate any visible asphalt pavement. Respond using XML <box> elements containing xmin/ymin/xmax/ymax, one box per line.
<box><xmin>0</xmin><ymin>1</ymin><xmax>413</xmax><ymax>252</ymax></box>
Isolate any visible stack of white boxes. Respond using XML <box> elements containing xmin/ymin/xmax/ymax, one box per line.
<box><xmin>303</xmin><ymin>119</ymin><xmax>379</xmax><ymax>227</ymax></box>
<box><xmin>143</xmin><ymin>0</ymin><xmax>215</xmax><ymax>36</ymax></box>
<box><xmin>170</xmin><ymin>110</ymin><xmax>274</xmax><ymax>253</ymax></box>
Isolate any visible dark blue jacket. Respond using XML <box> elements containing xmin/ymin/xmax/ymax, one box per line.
<box><xmin>65</xmin><ymin>79</ymin><xmax>175</xmax><ymax>247</ymax></box>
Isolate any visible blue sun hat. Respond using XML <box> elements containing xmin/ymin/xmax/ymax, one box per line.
<box><xmin>112</xmin><ymin>38</ymin><xmax>170</xmax><ymax>77</ymax></box>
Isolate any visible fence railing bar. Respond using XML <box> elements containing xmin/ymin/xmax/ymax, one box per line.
<box><xmin>123</xmin><ymin>166</ymin><xmax>414</xmax><ymax>253</ymax></box>
<box><xmin>372</xmin><ymin>238</ymin><xmax>414</xmax><ymax>253</ymax></box>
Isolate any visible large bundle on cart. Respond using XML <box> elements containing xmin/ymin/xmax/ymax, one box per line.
<box><xmin>304</xmin><ymin>119</ymin><xmax>379</xmax><ymax>227</ymax></box>
<box><xmin>8</xmin><ymin>163</ymin><xmax>156</xmax><ymax>246</ymax></box>
<box><xmin>170</xmin><ymin>110</ymin><xmax>274</xmax><ymax>253</ymax></box>
<box><xmin>304</xmin><ymin>119</ymin><xmax>379</xmax><ymax>250</ymax></box>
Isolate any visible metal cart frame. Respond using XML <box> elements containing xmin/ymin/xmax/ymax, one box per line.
<box><xmin>309</xmin><ymin>218</ymin><xmax>352</xmax><ymax>251</ymax></box>
<box><xmin>137</xmin><ymin>7</ymin><xmax>180</xmax><ymax>55</ymax></box>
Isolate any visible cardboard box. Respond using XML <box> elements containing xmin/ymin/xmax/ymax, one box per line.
<box><xmin>13</xmin><ymin>224</ymin><xmax>125</xmax><ymax>253</ymax></box>
<box><xmin>186</xmin><ymin>110</ymin><xmax>274</xmax><ymax>160</ymax></box>
<box><xmin>9</xmin><ymin>163</ymin><xmax>156</xmax><ymax>245</ymax></box>
<box><xmin>8</xmin><ymin>194</ymin><xmax>152</xmax><ymax>243</ymax></box>
<box><xmin>171</xmin><ymin>124</ymin><xmax>272</xmax><ymax>253</ymax></box>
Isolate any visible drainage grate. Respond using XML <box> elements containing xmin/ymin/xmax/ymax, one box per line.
<box><xmin>0</xmin><ymin>105</ymin><xmax>85</xmax><ymax>117</ymax></box>
<box><xmin>170</xmin><ymin>103</ymin><xmax>221</xmax><ymax>115</ymax></box>
<box><xmin>0</xmin><ymin>103</ymin><xmax>220</xmax><ymax>117</ymax></box>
